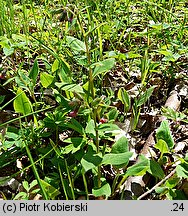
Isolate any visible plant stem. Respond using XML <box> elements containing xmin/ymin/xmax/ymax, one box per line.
<box><xmin>64</xmin><ymin>159</ymin><xmax>75</xmax><ymax>200</ymax></box>
<box><xmin>76</xmin><ymin>12</ymin><xmax>95</xmax><ymax>100</ymax></box>
<box><xmin>77</xmin><ymin>11</ymin><xmax>101</xmax><ymax>188</ymax></box>
<box><xmin>116</xmin><ymin>174</ymin><xmax>128</xmax><ymax>191</ymax></box>
<box><xmin>24</xmin><ymin>142</ymin><xmax>48</xmax><ymax>199</ymax></box>
<box><xmin>19</xmin><ymin>118</ymin><xmax>48</xmax><ymax>200</ymax></box>
<box><xmin>93</xmin><ymin>108</ymin><xmax>101</xmax><ymax>188</ymax></box>
<box><xmin>58</xmin><ymin>163</ymin><xmax>69</xmax><ymax>200</ymax></box>
<box><xmin>82</xmin><ymin>172</ymin><xmax>89</xmax><ymax>200</ymax></box>
<box><xmin>111</xmin><ymin>173</ymin><xmax>120</xmax><ymax>194</ymax></box>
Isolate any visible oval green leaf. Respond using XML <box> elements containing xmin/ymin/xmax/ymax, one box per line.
<box><xmin>40</xmin><ymin>72</ymin><xmax>54</xmax><ymax>88</ymax></box>
<box><xmin>126</xmin><ymin>155</ymin><xmax>149</xmax><ymax>177</ymax></box>
<box><xmin>66</xmin><ymin>36</ymin><xmax>86</xmax><ymax>52</ymax></box>
<box><xmin>149</xmin><ymin>160</ymin><xmax>165</xmax><ymax>179</ymax></box>
<box><xmin>156</xmin><ymin>120</ymin><xmax>174</xmax><ymax>149</ymax></box>
<box><xmin>111</xmin><ymin>136</ymin><xmax>129</xmax><ymax>154</ymax></box>
<box><xmin>13</xmin><ymin>88</ymin><xmax>32</xmax><ymax>115</ymax></box>
<box><xmin>102</xmin><ymin>152</ymin><xmax>133</xmax><ymax>166</ymax></box>
<box><xmin>92</xmin><ymin>183</ymin><xmax>111</xmax><ymax>198</ymax></box>
<box><xmin>92</xmin><ymin>58</ymin><xmax>115</xmax><ymax>78</ymax></box>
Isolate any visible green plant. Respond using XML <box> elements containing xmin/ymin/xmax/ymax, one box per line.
<box><xmin>131</xmin><ymin>85</ymin><xmax>156</xmax><ymax>131</ymax></box>
<box><xmin>14</xmin><ymin>180</ymin><xmax>39</xmax><ymax>200</ymax></box>
<box><xmin>0</xmin><ymin>0</ymin><xmax>188</xmax><ymax>200</ymax></box>
<box><xmin>162</xmin><ymin>107</ymin><xmax>188</xmax><ymax>123</ymax></box>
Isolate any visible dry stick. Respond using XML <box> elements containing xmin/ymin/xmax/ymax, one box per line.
<box><xmin>137</xmin><ymin>168</ymin><xmax>176</xmax><ymax>200</ymax></box>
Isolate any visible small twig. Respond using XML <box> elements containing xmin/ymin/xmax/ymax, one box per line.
<box><xmin>137</xmin><ymin>168</ymin><xmax>176</xmax><ymax>200</ymax></box>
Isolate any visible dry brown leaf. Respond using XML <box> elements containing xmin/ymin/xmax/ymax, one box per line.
<box><xmin>164</xmin><ymin>90</ymin><xmax>181</xmax><ymax>111</ymax></box>
<box><xmin>33</xmin><ymin>194</ymin><xmax>42</xmax><ymax>200</ymax></box>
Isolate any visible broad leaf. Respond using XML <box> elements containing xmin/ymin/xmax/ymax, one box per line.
<box><xmin>66</xmin><ymin>36</ymin><xmax>86</xmax><ymax>52</ymax></box>
<box><xmin>81</xmin><ymin>158</ymin><xmax>97</xmax><ymax>172</ymax></box>
<box><xmin>92</xmin><ymin>58</ymin><xmax>115</xmax><ymax>78</ymax></box>
<box><xmin>98</xmin><ymin>123</ymin><xmax>120</xmax><ymax>132</ymax></box>
<box><xmin>126</xmin><ymin>51</ymin><xmax>142</xmax><ymax>59</ymax></box>
<box><xmin>66</xmin><ymin>118</ymin><xmax>85</xmax><ymax>135</ymax></box>
<box><xmin>102</xmin><ymin>152</ymin><xmax>133</xmax><ymax>166</ymax></box>
<box><xmin>29</xmin><ymin>59</ymin><xmax>39</xmax><ymax>84</ymax></box>
<box><xmin>156</xmin><ymin>120</ymin><xmax>174</xmax><ymax>149</ymax></box>
<box><xmin>117</xmin><ymin>88</ymin><xmax>130</xmax><ymax>112</ymax></box>
<box><xmin>59</xmin><ymin>67</ymin><xmax>71</xmax><ymax>83</ymax></box>
<box><xmin>40</xmin><ymin>72</ymin><xmax>54</xmax><ymax>88</ymax></box>
<box><xmin>52</xmin><ymin>59</ymin><xmax>59</xmax><ymax>73</ymax></box>
<box><xmin>55</xmin><ymin>83</ymin><xmax>84</xmax><ymax>94</ymax></box>
<box><xmin>81</xmin><ymin>149</ymin><xmax>102</xmax><ymax>172</ymax></box>
<box><xmin>0</xmin><ymin>95</ymin><xmax>5</xmax><ymax>105</ymax></box>
<box><xmin>3</xmin><ymin>47</ymin><xmax>14</xmax><ymax>56</ymax></box>
<box><xmin>111</xmin><ymin>136</ymin><xmax>129</xmax><ymax>154</ymax></box>
<box><xmin>58</xmin><ymin>58</ymin><xmax>71</xmax><ymax>82</ymax></box>
<box><xmin>13</xmin><ymin>88</ymin><xmax>32</xmax><ymax>115</ymax></box>
<box><xmin>40</xmin><ymin>179</ymin><xmax>60</xmax><ymax>199</ymax></box>
<box><xmin>154</xmin><ymin>139</ymin><xmax>169</xmax><ymax>155</ymax></box>
<box><xmin>149</xmin><ymin>160</ymin><xmax>165</xmax><ymax>179</ymax></box>
<box><xmin>13</xmin><ymin>192</ymin><xmax>28</xmax><ymax>200</ymax></box>
<box><xmin>126</xmin><ymin>155</ymin><xmax>149</xmax><ymax>177</ymax></box>
<box><xmin>23</xmin><ymin>181</ymin><xmax>29</xmax><ymax>191</ymax></box>
<box><xmin>155</xmin><ymin>186</ymin><xmax>168</xmax><ymax>194</ymax></box>
<box><xmin>15</xmin><ymin>70</ymin><xmax>32</xmax><ymax>91</ymax></box>
<box><xmin>176</xmin><ymin>164</ymin><xmax>188</xmax><ymax>178</ymax></box>
<box><xmin>92</xmin><ymin>183</ymin><xmax>111</xmax><ymax>198</ymax></box>
<box><xmin>3</xmin><ymin>141</ymin><xmax>16</xmax><ymax>148</ymax></box>
<box><xmin>63</xmin><ymin>144</ymin><xmax>74</xmax><ymax>154</ymax></box>
<box><xmin>107</xmin><ymin>108</ymin><xmax>118</xmax><ymax>121</ymax></box>
<box><xmin>53</xmin><ymin>89</ymin><xmax>71</xmax><ymax>110</ymax></box>
<box><xmin>85</xmin><ymin>119</ymin><xmax>96</xmax><ymax>138</ymax></box>
<box><xmin>162</xmin><ymin>53</ymin><xmax>181</xmax><ymax>62</ymax></box>
<box><xmin>5</xmin><ymin>132</ymin><xmax>18</xmax><ymax>140</ymax></box>
<box><xmin>165</xmin><ymin>177</ymin><xmax>180</xmax><ymax>189</ymax></box>
<box><xmin>29</xmin><ymin>179</ymin><xmax>38</xmax><ymax>190</ymax></box>
<box><xmin>3</xmin><ymin>127</ymin><xmax>24</xmax><ymax>148</ymax></box>
<box><xmin>157</xmin><ymin>49</ymin><xmax>173</xmax><ymax>56</ymax></box>
<box><xmin>61</xmin><ymin>84</ymin><xmax>84</xmax><ymax>94</ymax></box>
<box><xmin>137</xmin><ymin>86</ymin><xmax>156</xmax><ymax>106</ymax></box>
<box><xmin>63</xmin><ymin>137</ymin><xmax>86</xmax><ymax>154</ymax></box>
